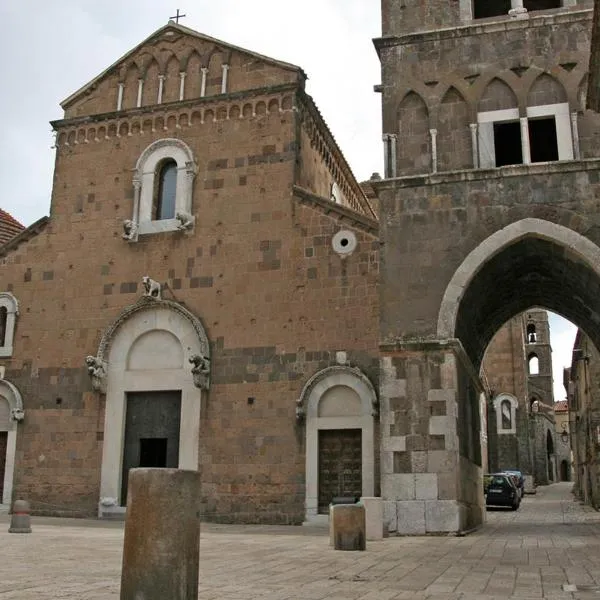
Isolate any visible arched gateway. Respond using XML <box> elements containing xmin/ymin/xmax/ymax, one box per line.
<box><xmin>94</xmin><ymin>297</ymin><xmax>209</xmax><ymax>518</ymax></box>
<box><xmin>375</xmin><ymin>196</ymin><xmax>600</xmax><ymax>534</ymax></box>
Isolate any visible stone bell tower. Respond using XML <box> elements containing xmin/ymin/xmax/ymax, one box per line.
<box><xmin>374</xmin><ymin>0</ymin><xmax>594</xmax><ymax>534</ymax></box>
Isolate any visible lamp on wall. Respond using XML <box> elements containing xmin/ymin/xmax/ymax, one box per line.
<box><xmin>560</xmin><ymin>423</ymin><xmax>569</xmax><ymax>444</ymax></box>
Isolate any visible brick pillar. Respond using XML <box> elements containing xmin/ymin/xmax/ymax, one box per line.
<box><xmin>120</xmin><ymin>468</ymin><xmax>201</xmax><ymax>600</ymax></box>
<box><xmin>380</xmin><ymin>340</ymin><xmax>484</xmax><ymax>535</ymax></box>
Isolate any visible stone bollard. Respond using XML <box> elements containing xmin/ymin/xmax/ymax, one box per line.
<box><xmin>330</xmin><ymin>503</ymin><xmax>366</xmax><ymax>551</ymax></box>
<box><xmin>120</xmin><ymin>468</ymin><xmax>201</xmax><ymax>600</ymax></box>
<box><xmin>9</xmin><ymin>499</ymin><xmax>32</xmax><ymax>533</ymax></box>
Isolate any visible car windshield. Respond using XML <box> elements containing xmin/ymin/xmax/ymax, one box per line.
<box><xmin>490</xmin><ymin>476</ymin><xmax>508</xmax><ymax>486</ymax></box>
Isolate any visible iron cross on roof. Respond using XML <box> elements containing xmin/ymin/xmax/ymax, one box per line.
<box><xmin>169</xmin><ymin>9</ymin><xmax>186</xmax><ymax>23</ymax></box>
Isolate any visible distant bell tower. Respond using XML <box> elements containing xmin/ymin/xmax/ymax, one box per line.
<box><xmin>524</xmin><ymin>310</ymin><xmax>554</xmax><ymax>408</ymax></box>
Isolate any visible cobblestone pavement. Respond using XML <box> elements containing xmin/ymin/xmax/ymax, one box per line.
<box><xmin>1</xmin><ymin>482</ymin><xmax>600</xmax><ymax>599</ymax></box>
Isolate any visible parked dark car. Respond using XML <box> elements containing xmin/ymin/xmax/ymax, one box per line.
<box><xmin>501</xmin><ymin>470</ymin><xmax>525</xmax><ymax>498</ymax></box>
<box><xmin>485</xmin><ymin>474</ymin><xmax>520</xmax><ymax>510</ymax></box>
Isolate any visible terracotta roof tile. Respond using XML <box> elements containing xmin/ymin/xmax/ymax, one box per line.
<box><xmin>554</xmin><ymin>400</ymin><xmax>568</xmax><ymax>412</ymax></box>
<box><xmin>0</xmin><ymin>209</ymin><xmax>25</xmax><ymax>246</ymax></box>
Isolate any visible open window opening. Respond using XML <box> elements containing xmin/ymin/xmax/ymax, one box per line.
<box><xmin>527</xmin><ymin>323</ymin><xmax>537</xmax><ymax>343</ymax></box>
<box><xmin>154</xmin><ymin>159</ymin><xmax>177</xmax><ymax>220</ymax></box>
<box><xmin>473</xmin><ymin>0</ymin><xmax>511</xmax><ymax>18</ymax></box>
<box><xmin>528</xmin><ymin>117</ymin><xmax>559</xmax><ymax>163</ymax></box>
<box><xmin>524</xmin><ymin>0</ymin><xmax>561</xmax><ymax>11</ymax></box>
<box><xmin>528</xmin><ymin>353</ymin><xmax>540</xmax><ymax>375</ymax></box>
<box><xmin>0</xmin><ymin>307</ymin><xmax>6</xmax><ymax>347</ymax></box>
<box><xmin>494</xmin><ymin>121</ymin><xmax>523</xmax><ymax>167</ymax></box>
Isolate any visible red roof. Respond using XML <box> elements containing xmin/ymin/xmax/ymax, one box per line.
<box><xmin>0</xmin><ymin>209</ymin><xmax>25</xmax><ymax>246</ymax></box>
<box><xmin>554</xmin><ymin>400</ymin><xmax>568</xmax><ymax>412</ymax></box>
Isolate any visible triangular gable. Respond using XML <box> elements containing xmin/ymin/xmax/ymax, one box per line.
<box><xmin>61</xmin><ymin>22</ymin><xmax>304</xmax><ymax>111</ymax></box>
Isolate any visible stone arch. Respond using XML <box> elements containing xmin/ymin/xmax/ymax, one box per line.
<box><xmin>478</xmin><ymin>76</ymin><xmax>518</xmax><ymax>112</ymax></box>
<box><xmin>437</xmin><ymin>218</ymin><xmax>600</xmax><ymax>367</ymax></box>
<box><xmin>97</xmin><ymin>297</ymin><xmax>209</xmax><ymax>517</ymax></box>
<box><xmin>297</xmin><ymin>366</ymin><xmax>377</xmax><ymax>523</ymax></box>
<box><xmin>397</xmin><ymin>91</ymin><xmax>431</xmax><ymax>174</ymax></box>
<box><xmin>438</xmin><ymin>86</ymin><xmax>472</xmax><ymax>171</ymax></box>
<box><xmin>185</xmin><ymin>50</ymin><xmax>203</xmax><ymax>99</ymax></box>
<box><xmin>122</xmin><ymin>62</ymin><xmax>140</xmax><ymax>110</ymax></box>
<box><xmin>142</xmin><ymin>58</ymin><xmax>160</xmax><ymax>106</ymax></box>
<box><xmin>0</xmin><ymin>379</ymin><xmax>23</xmax><ymax>505</ymax></box>
<box><xmin>526</xmin><ymin>73</ymin><xmax>567</xmax><ymax>107</ymax></box>
<box><xmin>163</xmin><ymin>54</ymin><xmax>181</xmax><ymax>104</ymax></box>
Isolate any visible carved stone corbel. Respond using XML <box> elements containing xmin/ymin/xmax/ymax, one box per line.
<box><xmin>189</xmin><ymin>354</ymin><xmax>210</xmax><ymax>390</ymax></box>
<box><xmin>85</xmin><ymin>355</ymin><xmax>107</xmax><ymax>393</ymax></box>
<box><xmin>10</xmin><ymin>407</ymin><xmax>24</xmax><ymax>423</ymax></box>
<box><xmin>175</xmin><ymin>211</ymin><xmax>194</xmax><ymax>231</ymax></box>
<box><xmin>122</xmin><ymin>219</ymin><xmax>138</xmax><ymax>242</ymax></box>
<box><xmin>142</xmin><ymin>276</ymin><xmax>161</xmax><ymax>300</ymax></box>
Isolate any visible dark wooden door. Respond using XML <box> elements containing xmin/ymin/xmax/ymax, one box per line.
<box><xmin>318</xmin><ymin>429</ymin><xmax>362</xmax><ymax>514</ymax></box>
<box><xmin>0</xmin><ymin>432</ymin><xmax>6</xmax><ymax>500</ymax></box>
<box><xmin>121</xmin><ymin>391</ymin><xmax>181</xmax><ymax>505</ymax></box>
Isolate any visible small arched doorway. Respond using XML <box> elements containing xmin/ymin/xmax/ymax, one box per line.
<box><xmin>297</xmin><ymin>366</ymin><xmax>377</xmax><ymax>523</ymax></box>
<box><xmin>547</xmin><ymin>429</ymin><xmax>555</xmax><ymax>482</ymax></box>
<box><xmin>0</xmin><ymin>380</ymin><xmax>24</xmax><ymax>505</ymax></box>
<box><xmin>560</xmin><ymin>459</ymin><xmax>570</xmax><ymax>482</ymax></box>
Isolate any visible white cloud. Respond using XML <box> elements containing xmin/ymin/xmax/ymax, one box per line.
<box><xmin>0</xmin><ymin>0</ymin><xmax>381</xmax><ymax>226</ymax></box>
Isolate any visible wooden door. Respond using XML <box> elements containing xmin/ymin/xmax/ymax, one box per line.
<box><xmin>318</xmin><ymin>429</ymin><xmax>362</xmax><ymax>513</ymax></box>
<box><xmin>121</xmin><ymin>391</ymin><xmax>181</xmax><ymax>505</ymax></box>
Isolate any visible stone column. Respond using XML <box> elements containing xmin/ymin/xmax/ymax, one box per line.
<box><xmin>157</xmin><ymin>75</ymin><xmax>165</xmax><ymax>104</ymax></box>
<box><xmin>380</xmin><ymin>340</ymin><xmax>484</xmax><ymax>535</ymax></box>
<box><xmin>179</xmin><ymin>72</ymin><xmax>186</xmax><ymax>101</ymax></box>
<box><xmin>221</xmin><ymin>64</ymin><xmax>230</xmax><ymax>94</ymax></box>
<box><xmin>430</xmin><ymin>129</ymin><xmax>438</xmax><ymax>173</ymax></box>
<box><xmin>200</xmin><ymin>68</ymin><xmax>208</xmax><ymax>97</ymax></box>
<box><xmin>136</xmin><ymin>79</ymin><xmax>144</xmax><ymax>108</ymax></box>
<box><xmin>470</xmin><ymin>123</ymin><xmax>479</xmax><ymax>168</ymax></box>
<box><xmin>383</xmin><ymin>134</ymin><xmax>397</xmax><ymax>178</ymax></box>
<box><xmin>120</xmin><ymin>468</ymin><xmax>201</xmax><ymax>600</ymax></box>
<box><xmin>117</xmin><ymin>83</ymin><xmax>124</xmax><ymax>111</ymax></box>
<box><xmin>520</xmin><ymin>117</ymin><xmax>531</xmax><ymax>164</ymax></box>
<box><xmin>571</xmin><ymin>111</ymin><xmax>581</xmax><ymax>160</ymax></box>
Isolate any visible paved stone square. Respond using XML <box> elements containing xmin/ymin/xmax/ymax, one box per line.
<box><xmin>1</xmin><ymin>483</ymin><xmax>599</xmax><ymax>599</ymax></box>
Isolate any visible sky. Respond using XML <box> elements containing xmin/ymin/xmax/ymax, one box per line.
<box><xmin>0</xmin><ymin>1</ymin><xmax>579</xmax><ymax>397</ymax></box>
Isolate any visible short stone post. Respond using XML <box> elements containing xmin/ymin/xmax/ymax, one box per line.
<box><xmin>330</xmin><ymin>503</ymin><xmax>366</xmax><ymax>551</ymax></box>
<box><xmin>120</xmin><ymin>468</ymin><xmax>201</xmax><ymax>600</ymax></box>
<box><xmin>8</xmin><ymin>499</ymin><xmax>31</xmax><ymax>533</ymax></box>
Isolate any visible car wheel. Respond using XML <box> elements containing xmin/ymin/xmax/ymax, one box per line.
<box><xmin>511</xmin><ymin>501</ymin><xmax>518</xmax><ymax>511</ymax></box>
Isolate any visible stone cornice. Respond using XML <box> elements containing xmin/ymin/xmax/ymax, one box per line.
<box><xmin>372</xmin><ymin>158</ymin><xmax>600</xmax><ymax>192</ymax></box>
<box><xmin>373</xmin><ymin>8</ymin><xmax>592</xmax><ymax>55</ymax></box>
<box><xmin>292</xmin><ymin>186</ymin><xmax>379</xmax><ymax>236</ymax></box>
<box><xmin>52</xmin><ymin>82</ymin><xmax>300</xmax><ymax>129</ymax></box>
<box><xmin>379</xmin><ymin>337</ymin><xmax>486</xmax><ymax>395</ymax></box>
<box><xmin>297</xmin><ymin>91</ymin><xmax>377</xmax><ymax>220</ymax></box>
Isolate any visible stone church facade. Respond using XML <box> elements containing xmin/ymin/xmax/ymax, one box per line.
<box><xmin>2</xmin><ymin>0</ymin><xmax>599</xmax><ymax>534</ymax></box>
<box><xmin>0</xmin><ymin>23</ymin><xmax>379</xmax><ymax>524</ymax></box>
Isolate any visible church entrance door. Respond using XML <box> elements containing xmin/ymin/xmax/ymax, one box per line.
<box><xmin>318</xmin><ymin>429</ymin><xmax>362</xmax><ymax>513</ymax></box>
<box><xmin>121</xmin><ymin>391</ymin><xmax>181</xmax><ymax>505</ymax></box>
<box><xmin>0</xmin><ymin>432</ymin><xmax>7</xmax><ymax>500</ymax></box>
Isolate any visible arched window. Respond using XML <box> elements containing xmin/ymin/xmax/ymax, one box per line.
<box><xmin>527</xmin><ymin>323</ymin><xmax>537</xmax><ymax>343</ymax></box>
<box><xmin>0</xmin><ymin>293</ymin><xmax>18</xmax><ymax>358</ymax></box>
<box><xmin>528</xmin><ymin>354</ymin><xmax>539</xmax><ymax>375</ymax></box>
<box><xmin>155</xmin><ymin>160</ymin><xmax>177</xmax><ymax>220</ymax></box>
<box><xmin>128</xmin><ymin>138</ymin><xmax>197</xmax><ymax>239</ymax></box>
<box><xmin>493</xmin><ymin>393</ymin><xmax>517</xmax><ymax>434</ymax></box>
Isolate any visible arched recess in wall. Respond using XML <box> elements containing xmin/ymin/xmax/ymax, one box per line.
<box><xmin>397</xmin><ymin>92</ymin><xmax>431</xmax><ymax>174</ymax></box>
<box><xmin>492</xmin><ymin>393</ymin><xmax>517</xmax><ymax>434</ymax></box>
<box><xmin>297</xmin><ymin>366</ymin><xmax>378</xmax><ymax>523</ymax></box>
<box><xmin>436</xmin><ymin>218</ymin><xmax>600</xmax><ymax>372</ymax></box>
<box><xmin>437</xmin><ymin>86</ymin><xmax>471</xmax><ymax>171</ymax></box>
<box><xmin>96</xmin><ymin>297</ymin><xmax>209</xmax><ymax>518</ymax></box>
<box><xmin>122</xmin><ymin>62</ymin><xmax>140</xmax><ymax>110</ymax></box>
<box><xmin>185</xmin><ymin>50</ymin><xmax>203</xmax><ymax>99</ymax></box>
<box><xmin>141</xmin><ymin>58</ymin><xmax>160</xmax><ymax>107</ymax></box>
<box><xmin>527</xmin><ymin>73</ymin><xmax>567</xmax><ymax>107</ymax></box>
<box><xmin>163</xmin><ymin>54</ymin><xmax>181</xmax><ymax>104</ymax></box>
<box><xmin>0</xmin><ymin>379</ymin><xmax>24</xmax><ymax>505</ymax></box>
<box><xmin>206</xmin><ymin>50</ymin><xmax>225</xmax><ymax>96</ymax></box>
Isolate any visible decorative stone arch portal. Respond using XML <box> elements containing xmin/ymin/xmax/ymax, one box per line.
<box><xmin>297</xmin><ymin>366</ymin><xmax>378</xmax><ymax>524</ymax></box>
<box><xmin>96</xmin><ymin>297</ymin><xmax>209</xmax><ymax>517</ymax></box>
<box><xmin>0</xmin><ymin>379</ymin><xmax>24</xmax><ymax>505</ymax></box>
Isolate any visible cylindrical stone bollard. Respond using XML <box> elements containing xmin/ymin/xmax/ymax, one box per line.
<box><xmin>120</xmin><ymin>468</ymin><xmax>201</xmax><ymax>600</ymax></box>
<box><xmin>9</xmin><ymin>499</ymin><xmax>32</xmax><ymax>533</ymax></box>
<box><xmin>331</xmin><ymin>503</ymin><xmax>366</xmax><ymax>551</ymax></box>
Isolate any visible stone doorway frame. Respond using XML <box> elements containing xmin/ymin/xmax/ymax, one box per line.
<box><xmin>297</xmin><ymin>366</ymin><xmax>378</xmax><ymax>524</ymax></box>
<box><xmin>0</xmin><ymin>379</ymin><xmax>24</xmax><ymax>506</ymax></box>
<box><xmin>96</xmin><ymin>298</ymin><xmax>209</xmax><ymax>518</ymax></box>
